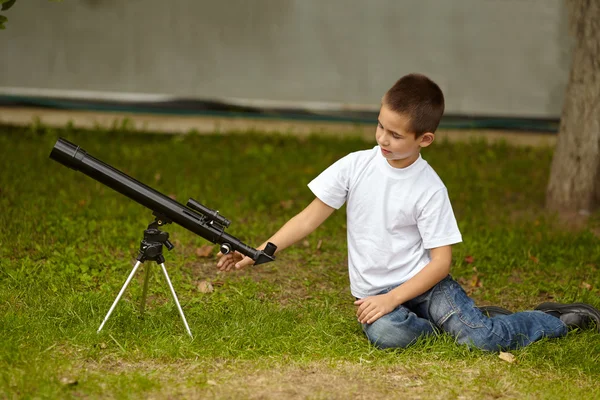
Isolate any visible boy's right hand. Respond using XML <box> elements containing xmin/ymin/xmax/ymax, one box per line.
<box><xmin>216</xmin><ymin>250</ymin><xmax>255</xmax><ymax>271</ymax></box>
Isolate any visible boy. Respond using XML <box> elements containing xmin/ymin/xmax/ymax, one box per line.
<box><xmin>216</xmin><ymin>74</ymin><xmax>600</xmax><ymax>351</ymax></box>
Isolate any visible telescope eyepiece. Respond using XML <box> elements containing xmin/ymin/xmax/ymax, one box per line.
<box><xmin>187</xmin><ymin>198</ymin><xmax>231</xmax><ymax>228</ymax></box>
<box><xmin>264</xmin><ymin>242</ymin><xmax>277</xmax><ymax>256</ymax></box>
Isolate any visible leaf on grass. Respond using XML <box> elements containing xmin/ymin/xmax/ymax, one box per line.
<box><xmin>59</xmin><ymin>376</ymin><xmax>78</xmax><ymax>386</ymax></box>
<box><xmin>196</xmin><ymin>280</ymin><xmax>214</xmax><ymax>293</ymax></box>
<box><xmin>316</xmin><ymin>239</ymin><xmax>322</xmax><ymax>250</ymax></box>
<box><xmin>206</xmin><ymin>379</ymin><xmax>217</xmax><ymax>386</ymax></box>
<box><xmin>464</xmin><ymin>255</ymin><xmax>475</xmax><ymax>264</ymax></box>
<box><xmin>498</xmin><ymin>352</ymin><xmax>516</xmax><ymax>363</ymax></box>
<box><xmin>527</xmin><ymin>250</ymin><xmax>539</xmax><ymax>264</ymax></box>
<box><xmin>280</xmin><ymin>199</ymin><xmax>294</xmax><ymax>209</ymax></box>
<box><xmin>154</xmin><ymin>172</ymin><xmax>161</xmax><ymax>182</ymax></box>
<box><xmin>580</xmin><ymin>281</ymin><xmax>592</xmax><ymax>290</ymax></box>
<box><xmin>195</xmin><ymin>245</ymin><xmax>213</xmax><ymax>257</ymax></box>
<box><xmin>302</xmin><ymin>240</ymin><xmax>310</xmax><ymax>247</ymax></box>
<box><xmin>99</xmin><ymin>342</ymin><xmax>107</xmax><ymax>349</ymax></box>
<box><xmin>168</xmin><ymin>193</ymin><xmax>177</xmax><ymax>200</ymax></box>
<box><xmin>469</xmin><ymin>274</ymin><xmax>482</xmax><ymax>288</ymax></box>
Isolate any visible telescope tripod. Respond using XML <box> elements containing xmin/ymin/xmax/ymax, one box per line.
<box><xmin>97</xmin><ymin>219</ymin><xmax>193</xmax><ymax>338</ymax></box>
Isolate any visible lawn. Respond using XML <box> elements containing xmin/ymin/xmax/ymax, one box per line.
<box><xmin>1</xmin><ymin>123</ymin><xmax>599</xmax><ymax>399</ymax></box>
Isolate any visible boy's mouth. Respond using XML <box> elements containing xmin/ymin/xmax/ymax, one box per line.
<box><xmin>381</xmin><ymin>147</ymin><xmax>392</xmax><ymax>155</ymax></box>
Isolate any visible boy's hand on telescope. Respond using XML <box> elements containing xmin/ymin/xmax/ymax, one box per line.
<box><xmin>354</xmin><ymin>293</ymin><xmax>397</xmax><ymax>324</ymax></box>
<box><xmin>216</xmin><ymin>251</ymin><xmax>255</xmax><ymax>271</ymax></box>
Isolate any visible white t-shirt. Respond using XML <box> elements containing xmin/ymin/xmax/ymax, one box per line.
<box><xmin>308</xmin><ymin>146</ymin><xmax>462</xmax><ymax>298</ymax></box>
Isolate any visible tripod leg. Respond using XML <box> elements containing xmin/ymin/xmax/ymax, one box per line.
<box><xmin>159</xmin><ymin>263</ymin><xmax>193</xmax><ymax>338</ymax></box>
<box><xmin>97</xmin><ymin>260</ymin><xmax>143</xmax><ymax>333</ymax></box>
<box><xmin>140</xmin><ymin>263</ymin><xmax>152</xmax><ymax>315</ymax></box>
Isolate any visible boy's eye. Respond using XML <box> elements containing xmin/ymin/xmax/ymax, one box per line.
<box><xmin>377</xmin><ymin>122</ymin><xmax>383</xmax><ymax>128</ymax></box>
<box><xmin>392</xmin><ymin>134</ymin><xmax>401</xmax><ymax>139</ymax></box>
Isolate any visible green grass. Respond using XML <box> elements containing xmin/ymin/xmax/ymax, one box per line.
<box><xmin>1</xmin><ymin>124</ymin><xmax>599</xmax><ymax>399</ymax></box>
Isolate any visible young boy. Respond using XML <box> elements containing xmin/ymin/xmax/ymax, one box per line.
<box><xmin>216</xmin><ymin>74</ymin><xmax>600</xmax><ymax>351</ymax></box>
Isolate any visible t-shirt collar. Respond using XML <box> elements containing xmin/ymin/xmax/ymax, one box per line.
<box><xmin>375</xmin><ymin>146</ymin><xmax>428</xmax><ymax>179</ymax></box>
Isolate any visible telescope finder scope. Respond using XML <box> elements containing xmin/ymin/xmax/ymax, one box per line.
<box><xmin>187</xmin><ymin>198</ymin><xmax>231</xmax><ymax>228</ymax></box>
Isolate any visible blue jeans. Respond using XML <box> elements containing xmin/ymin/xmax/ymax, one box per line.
<box><xmin>361</xmin><ymin>275</ymin><xmax>567</xmax><ymax>351</ymax></box>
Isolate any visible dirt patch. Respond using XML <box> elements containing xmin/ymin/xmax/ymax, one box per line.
<box><xmin>52</xmin><ymin>346</ymin><xmax>593</xmax><ymax>400</ymax></box>
<box><xmin>199</xmin><ymin>362</ymin><xmax>420</xmax><ymax>399</ymax></box>
<box><xmin>72</xmin><ymin>359</ymin><xmax>488</xmax><ymax>399</ymax></box>
<box><xmin>43</xmin><ymin>345</ymin><xmax>600</xmax><ymax>400</ymax></box>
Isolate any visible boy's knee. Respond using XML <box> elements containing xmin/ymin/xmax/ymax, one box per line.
<box><xmin>363</xmin><ymin>319</ymin><xmax>420</xmax><ymax>349</ymax></box>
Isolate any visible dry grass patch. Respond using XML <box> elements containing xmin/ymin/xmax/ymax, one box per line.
<box><xmin>60</xmin><ymin>358</ymin><xmax>532</xmax><ymax>399</ymax></box>
<box><xmin>62</xmin><ymin>356</ymin><xmax>599</xmax><ymax>399</ymax></box>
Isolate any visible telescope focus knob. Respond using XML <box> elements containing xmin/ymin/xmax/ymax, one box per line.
<box><xmin>264</xmin><ymin>242</ymin><xmax>277</xmax><ymax>256</ymax></box>
<box><xmin>220</xmin><ymin>243</ymin><xmax>232</xmax><ymax>255</ymax></box>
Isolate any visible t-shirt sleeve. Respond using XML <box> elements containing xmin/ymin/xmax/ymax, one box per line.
<box><xmin>417</xmin><ymin>188</ymin><xmax>462</xmax><ymax>249</ymax></box>
<box><xmin>307</xmin><ymin>154</ymin><xmax>352</xmax><ymax>209</ymax></box>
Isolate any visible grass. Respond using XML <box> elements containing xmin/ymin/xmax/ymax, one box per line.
<box><xmin>1</xmin><ymin>123</ymin><xmax>599</xmax><ymax>399</ymax></box>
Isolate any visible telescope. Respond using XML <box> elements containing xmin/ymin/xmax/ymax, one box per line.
<box><xmin>50</xmin><ymin>137</ymin><xmax>277</xmax><ymax>337</ymax></box>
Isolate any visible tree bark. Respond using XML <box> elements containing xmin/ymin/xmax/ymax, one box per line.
<box><xmin>546</xmin><ymin>0</ymin><xmax>600</xmax><ymax>213</ymax></box>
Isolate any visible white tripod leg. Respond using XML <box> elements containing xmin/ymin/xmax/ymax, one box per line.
<box><xmin>160</xmin><ymin>263</ymin><xmax>193</xmax><ymax>338</ymax></box>
<box><xmin>97</xmin><ymin>261</ymin><xmax>143</xmax><ymax>333</ymax></box>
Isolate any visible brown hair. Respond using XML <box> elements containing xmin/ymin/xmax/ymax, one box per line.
<box><xmin>383</xmin><ymin>73</ymin><xmax>445</xmax><ymax>137</ymax></box>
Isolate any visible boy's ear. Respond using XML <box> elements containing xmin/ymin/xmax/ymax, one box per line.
<box><xmin>419</xmin><ymin>132</ymin><xmax>435</xmax><ymax>147</ymax></box>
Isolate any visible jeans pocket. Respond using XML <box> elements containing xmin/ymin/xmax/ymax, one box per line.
<box><xmin>437</xmin><ymin>279</ymin><xmax>486</xmax><ymax>329</ymax></box>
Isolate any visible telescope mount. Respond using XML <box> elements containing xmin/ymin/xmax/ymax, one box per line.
<box><xmin>96</xmin><ymin>216</ymin><xmax>193</xmax><ymax>338</ymax></box>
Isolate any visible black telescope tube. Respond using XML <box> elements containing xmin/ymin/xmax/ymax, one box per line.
<box><xmin>49</xmin><ymin>138</ymin><xmax>276</xmax><ymax>265</ymax></box>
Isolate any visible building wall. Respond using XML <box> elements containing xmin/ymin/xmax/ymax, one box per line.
<box><xmin>0</xmin><ymin>0</ymin><xmax>572</xmax><ymax>117</ymax></box>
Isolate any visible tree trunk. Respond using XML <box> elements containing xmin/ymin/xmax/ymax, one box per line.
<box><xmin>546</xmin><ymin>0</ymin><xmax>600</xmax><ymax>213</ymax></box>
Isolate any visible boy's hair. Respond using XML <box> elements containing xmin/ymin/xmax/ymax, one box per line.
<box><xmin>383</xmin><ymin>73</ymin><xmax>445</xmax><ymax>137</ymax></box>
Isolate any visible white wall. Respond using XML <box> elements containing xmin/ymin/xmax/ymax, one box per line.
<box><xmin>0</xmin><ymin>0</ymin><xmax>572</xmax><ymax>117</ymax></box>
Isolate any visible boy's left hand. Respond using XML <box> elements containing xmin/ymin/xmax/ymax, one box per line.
<box><xmin>354</xmin><ymin>293</ymin><xmax>397</xmax><ymax>324</ymax></box>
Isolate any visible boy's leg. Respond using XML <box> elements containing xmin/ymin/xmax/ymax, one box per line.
<box><xmin>416</xmin><ymin>276</ymin><xmax>568</xmax><ymax>351</ymax></box>
<box><xmin>361</xmin><ymin>305</ymin><xmax>436</xmax><ymax>349</ymax></box>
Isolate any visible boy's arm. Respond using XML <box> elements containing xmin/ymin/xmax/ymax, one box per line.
<box><xmin>355</xmin><ymin>245</ymin><xmax>453</xmax><ymax>324</ymax></box>
<box><xmin>217</xmin><ymin>198</ymin><xmax>335</xmax><ymax>271</ymax></box>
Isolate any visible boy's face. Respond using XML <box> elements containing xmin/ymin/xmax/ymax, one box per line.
<box><xmin>376</xmin><ymin>103</ymin><xmax>434</xmax><ymax>168</ymax></box>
